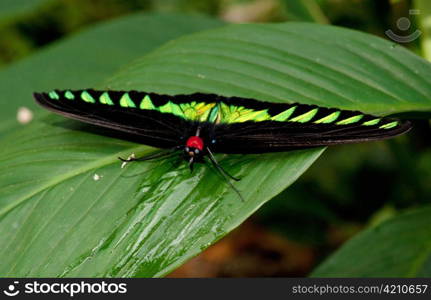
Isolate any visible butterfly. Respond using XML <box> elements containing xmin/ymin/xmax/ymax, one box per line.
<box><xmin>34</xmin><ymin>89</ymin><xmax>412</xmax><ymax>200</ymax></box>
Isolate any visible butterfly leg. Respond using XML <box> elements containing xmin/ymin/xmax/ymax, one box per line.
<box><xmin>206</xmin><ymin>147</ymin><xmax>244</xmax><ymax>202</ymax></box>
<box><xmin>206</xmin><ymin>147</ymin><xmax>241</xmax><ymax>181</ymax></box>
<box><xmin>189</xmin><ymin>157</ymin><xmax>195</xmax><ymax>172</ymax></box>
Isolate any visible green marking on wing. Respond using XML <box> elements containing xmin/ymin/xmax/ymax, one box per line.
<box><xmin>208</xmin><ymin>105</ymin><xmax>220</xmax><ymax>123</ymax></box>
<box><xmin>64</xmin><ymin>91</ymin><xmax>74</xmax><ymax>100</ymax></box>
<box><xmin>289</xmin><ymin>108</ymin><xmax>319</xmax><ymax>123</ymax></box>
<box><xmin>180</xmin><ymin>101</ymin><xmax>197</xmax><ymax>120</ymax></box>
<box><xmin>215</xmin><ymin>103</ymin><xmax>269</xmax><ymax>123</ymax></box>
<box><xmin>172</xmin><ymin>103</ymin><xmax>184</xmax><ymax>117</ymax></box>
<box><xmin>81</xmin><ymin>91</ymin><xmax>96</xmax><ymax>103</ymax></box>
<box><xmin>363</xmin><ymin>118</ymin><xmax>381</xmax><ymax>126</ymax></box>
<box><xmin>140</xmin><ymin>95</ymin><xmax>155</xmax><ymax>110</ymax></box>
<box><xmin>235</xmin><ymin>109</ymin><xmax>269</xmax><ymax>122</ymax></box>
<box><xmin>251</xmin><ymin>110</ymin><xmax>270</xmax><ymax>121</ymax></box>
<box><xmin>379</xmin><ymin>121</ymin><xmax>399</xmax><ymax>129</ymax></box>
<box><xmin>336</xmin><ymin>114</ymin><xmax>364</xmax><ymax>125</ymax></box>
<box><xmin>314</xmin><ymin>111</ymin><xmax>340</xmax><ymax>124</ymax></box>
<box><xmin>48</xmin><ymin>91</ymin><xmax>60</xmax><ymax>100</ymax></box>
<box><xmin>99</xmin><ymin>92</ymin><xmax>114</xmax><ymax>105</ymax></box>
<box><xmin>220</xmin><ymin>103</ymin><xmax>231</xmax><ymax>122</ymax></box>
<box><xmin>119</xmin><ymin>93</ymin><xmax>136</xmax><ymax>108</ymax></box>
<box><xmin>175</xmin><ymin>101</ymin><xmax>216</xmax><ymax>121</ymax></box>
<box><xmin>195</xmin><ymin>102</ymin><xmax>216</xmax><ymax>121</ymax></box>
<box><xmin>159</xmin><ymin>101</ymin><xmax>173</xmax><ymax>113</ymax></box>
<box><xmin>271</xmin><ymin>106</ymin><xmax>296</xmax><ymax>121</ymax></box>
<box><xmin>159</xmin><ymin>101</ymin><xmax>185</xmax><ymax>118</ymax></box>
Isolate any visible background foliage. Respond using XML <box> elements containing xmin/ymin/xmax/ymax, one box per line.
<box><xmin>0</xmin><ymin>0</ymin><xmax>430</xmax><ymax>277</ymax></box>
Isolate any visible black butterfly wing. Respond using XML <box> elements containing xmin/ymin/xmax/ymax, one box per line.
<box><xmin>34</xmin><ymin>90</ymin><xmax>189</xmax><ymax>149</ymax></box>
<box><xmin>210</xmin><ymin>102</ymin><xmax>412</xmax><ymax>154</ymax></box>
<box><xmin>34</xmin><ymin>90</ymin><xmax>412</xmax><ymax>154</ymax></box>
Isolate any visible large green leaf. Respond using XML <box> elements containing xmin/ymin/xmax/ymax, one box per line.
<box><xmin>0</xmin><ymin>13</ymin><xmax>223</xmax><ymax>120</ymax></box>
<box><xmin>0</xmin><ymin>118</ymin><xmax>323</xmax><ymax>277</ymax></box>
<box><xmin>1</xmin><ymin>22</ymin><xmax>431</xmax><ymax>278</ymax></box>
<box><xmin>107</xmin><ymin>22</ymin><xmax>431</xmax><ymax>115</ymax></box>
<box><xmin>312</xmin><ymin>206</ymin><xmax>431</xmax><ymax>277</ymax></box>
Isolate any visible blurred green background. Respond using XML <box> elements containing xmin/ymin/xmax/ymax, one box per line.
<box><xmin>1</xmin><ymin>0</ymin><xmax>429</xmax><ymax>277</ymax></box>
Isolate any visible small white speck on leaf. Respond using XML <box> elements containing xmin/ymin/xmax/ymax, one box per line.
<box><xmin>93</xmin><ymin>173</ymin><xmax>103</xmax><ymax>181</ymax></box>
<box><xmin>17</xmin><ymin>107</ymin><xmax>33</xmax><ymax>124</ymax></box>
<box><xmin>141</xmin><ymin>186</ymin><xmax>150</xmax><ymax>193</ymax></box>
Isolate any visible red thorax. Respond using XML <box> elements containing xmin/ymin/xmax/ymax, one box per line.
<box><xmin>186</xmin><ymin>136</ymin><xmax>204</xmax><ymax>151</ymax></box>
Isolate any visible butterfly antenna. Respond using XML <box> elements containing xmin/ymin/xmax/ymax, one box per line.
<box><xmin>206</xmin><ymin>147</ymin><xmax>245</xmax><ymax>202</ymax></box>
<box><xmin>119</xmin><ymin>147</ymin><xmax>180</xmax><ymax>167</ymax></box>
